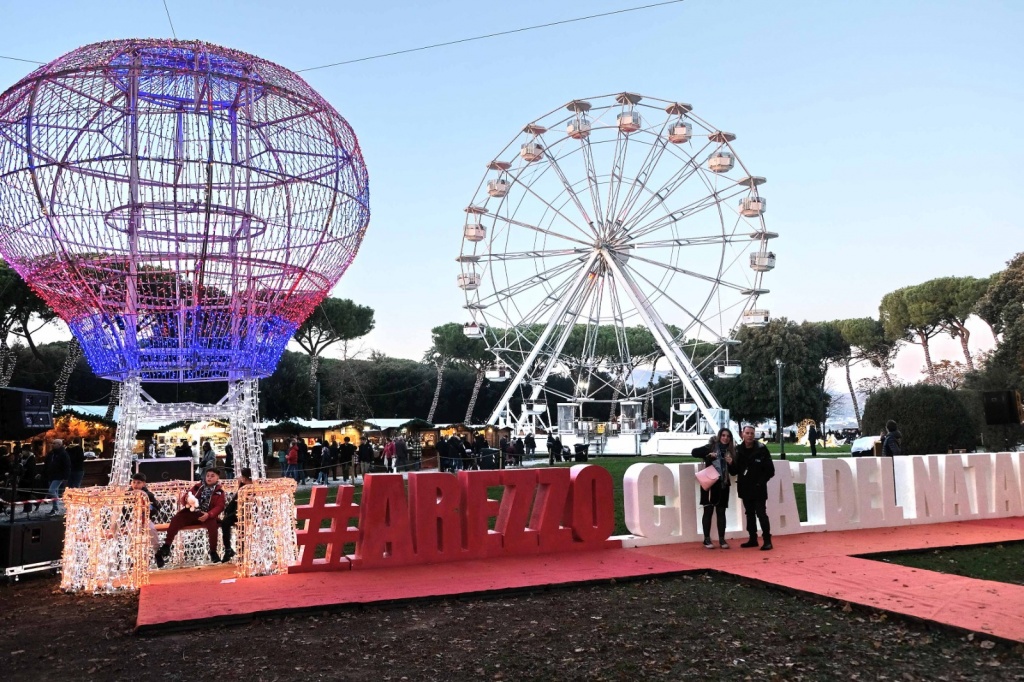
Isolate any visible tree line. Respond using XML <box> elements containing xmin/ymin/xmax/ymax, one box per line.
<box><xmin>0</xmin><ymin>253</ymin><xmax>1021</xmax><ymax>445</ymax></box>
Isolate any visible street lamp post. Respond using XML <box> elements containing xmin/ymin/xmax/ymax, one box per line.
<box><xmin>774</xmin><ymin>358</ymin><xmax>786</xmax><ymax>460</ymax></box>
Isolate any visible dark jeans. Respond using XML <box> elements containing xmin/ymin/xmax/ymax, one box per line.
<box><xmin>221</xmin><ymin>513</ymin><xmax>238</xmax><ymax>551</ymax></box>
<box><xmin>742</xmin><ymin>497</ymin><xmax>770</xmax><ymax>539</ymax></box>
<box><xmin>702</xmin><ymin>504</ymin><xmax>728</xmax><ymax>541</ymax></box>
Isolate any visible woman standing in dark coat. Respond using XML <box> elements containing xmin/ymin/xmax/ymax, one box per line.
<box><xmin>691</xmin><ymin>428</ymin><xmax>736</xmax><ymax>549</ymax></box>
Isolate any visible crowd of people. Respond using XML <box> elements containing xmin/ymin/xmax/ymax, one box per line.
<box><xmin>279</xmin><ymin>435</ymin><xmax>414</xmax><ymax>484</ymax></box>
<box><xmin>0</xmin><ymin>438</ymin><xmax>89</xmax><ymax>515</ymax></box>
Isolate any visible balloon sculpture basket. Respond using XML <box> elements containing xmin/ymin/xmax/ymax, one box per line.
<box><xmin>60</xmin><ymin>479</ymin><xmax>297</xmax><ymax>594</ymax></box>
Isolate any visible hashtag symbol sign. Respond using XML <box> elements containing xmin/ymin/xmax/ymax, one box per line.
<box><xmin>290</xmin><ymin>485</ymin><xmax>361</xmax><ymax>573</ymax></box>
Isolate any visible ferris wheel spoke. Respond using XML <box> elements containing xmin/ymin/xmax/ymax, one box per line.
<box><xmin>577</xmin><ymin>131</ymin><xmax>606</xmax><ymax>229</ymax></box>
<box><xmin>627</xmin><ymin>233</ymin><xmax>751</xmax><ymax>250</ymax></box>
<box><xmin>508</xmin><ymin>270</ymin><xmax>585</xmax><ymax>330</ymax></box>
<box><xmin>511</xmin><ymin>168</ymin><xmax>597</xmax><ymax>241</ymax></box>
<box><xmin>620</xmin><ymin>262</ymin><xmax>729</xmax><ymax>342</ymax></box>
<box><xmin>537</xmin><ymin>136</ymin><xmax>595</xmax><ymax>229</ymax></box>
<box><xmin>613</xmin><ymin>125</ymin><xmax>671</xmax><ymax>226</ymax></box>
<box><xmin>484</xmin><ymin>212</ymin><xmax>593</xmax><ymax>249</ymax></box>
<box><xmin>471</xmin><ymin>247</ymin><xmax>587</xmax><ymax>262</ymax></box>
<box><xmin>618</xmin><ymin>140</ymin><xmax>712</xmax><ymax>233</ymax></box>
<box><xmin>528</xmin><ymin>268</ymin><xmax>602</xmax><ymax>390</ymax></box>
<box><xmin>627</xmin><ymin>183</ymin><xmax>749</xmax><ymax>241</ymax></box>
<box><xmin>603</xmin><ymin>131</ymin><xmax>630</xmax><ymax>233</ymax></box>
<box><xmin>626</xmin><ymin>250</ymin><xmax>751</xmax><ymax>294</ymax></box>
<box><xmin>606</xmin><ymin>277</ymin><xmax>633</xmax><ymax>375</ymax></box>
<box><xmin>582</xmin><ymin>274</ymin><xmax>605</xmax><ymax>367</ymax></box>
<box><xmin>475</xmin><ymin>256</ymin><xmax>587</xmax><ymax>308</ymax></box>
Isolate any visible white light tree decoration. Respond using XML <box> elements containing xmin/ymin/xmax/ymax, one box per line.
<box><xmin>458</xmin><ymin>93</ymin><xmax>775</xmax><ymax>436</ymax></box>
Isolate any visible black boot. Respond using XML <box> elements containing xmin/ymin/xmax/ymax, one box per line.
<box><xmin>155</xmin><ymin>544</ymin><xmax>169</xmax><ymax>568</ymax></box>
<box><xmin>740</xmin><ymin>537</ymin><xmax>759</xmax><ymax>548</ymax></box>
<box><xmin>221</xmin><ymin>548</ymin><xmax>236</xmax><ymax>563</ymax></box>
<box><xmin>760</xmin><ymin>536</ymin><xmax>773</xmax><ymax>551</ymax></box>
<box><xmin>209</xmin><ymin>550</ymin><xmax>221</xmax><ymax>563</ymax></box>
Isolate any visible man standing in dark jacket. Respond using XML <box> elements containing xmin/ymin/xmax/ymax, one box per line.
<box><xmin>730</xmin><ymin>425</ymin><xmax>776</xmax><ymax>550</ymax></box>
<box><xmin>45</xmin><ymin>439</ymin><xmax>71</xmax><ymax>515</ymax></box>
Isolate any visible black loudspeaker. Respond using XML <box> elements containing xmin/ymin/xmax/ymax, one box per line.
<box><xmin>136</xmin><ymin>457</ymin><xmax>194</xmax><ymax>483</ymax></box>
<box><xmin>0</xmin><ymin>387</ymin><xmax>54</xmax><ymax>438</ymax></box>
<box><xmin>0</xmin><ymin>518</ymin><xmax>65</xmax><ymax>569</ymax></box>
<box><xmin>982</xmin><ymin>391</ymin><xmax>1024</xmax><ymax>426</ymax></box>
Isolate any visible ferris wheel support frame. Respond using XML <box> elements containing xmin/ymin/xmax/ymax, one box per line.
<box><xmin>485</xmin><ymin>246</ymin><xmax>726</xmax><ymax>435</ymax></box>
<box><xmin>486</xmin><ymin>251</ymin><xmax>601</xmax><ymax>428</ymax></box>
<box><xmin>601</xmin><ymin>252</ymin><xmax>723</xmax><ymax>433</ymax></box>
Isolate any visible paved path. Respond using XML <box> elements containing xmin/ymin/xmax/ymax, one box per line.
<box><xmin>137</xmin><ymin>517</ymin><xmax>1024</xmax><ymax>639</ymax></box>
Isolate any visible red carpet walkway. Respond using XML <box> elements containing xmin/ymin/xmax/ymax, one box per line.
<box><xmin>137</xmin><ymin>517</ymin><xmax>1024</xmax><ymax>640</ymax></box>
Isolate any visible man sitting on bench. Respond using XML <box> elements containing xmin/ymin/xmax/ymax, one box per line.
<box><xmin>155</xmin><ymin>468</ymin><xmax>227</xmax><ymax>564</ymax></box>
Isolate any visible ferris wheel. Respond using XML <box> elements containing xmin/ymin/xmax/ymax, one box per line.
<box><xmin>457</xmin><ymin>93</ymin><xmax>775</xmax><ymax>434</ymax></box>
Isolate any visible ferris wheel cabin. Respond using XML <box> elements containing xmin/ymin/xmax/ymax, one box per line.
<box><xmin>462</xmin><ymin>322</ymin><xmax>484</xmax><ymax>338</ymax></box>
<box><xmin>617</xmin><ymin>111</ymin><xmax>642</xmax><ymax>133</ymax></box>
<box><xmin>741</xmin><ymin>309</ymin><xmax>771</xmax><ymax>326</ymax></box>
<box><xmin>526</xmin><ymin>401</ymin><xmax>546</xmax><ymax>415</ymax></box>
<box><xmin>520</xmin><ymin>142</ymin><xmax>544</xmax><ymax>162</ymax></box>
<box><xmin>458</xmin><ymin>273</ymin><xmax>481</xmax><ymax>290</ymax></box>
<box><xmin>739</xmin><ymin>196</ymin><xmax>766</xmax><ymax>217</ymax></box>
<box><xmin>714</xmin><ymin>362</ymin><xmax>742</xmax><ymax>379</ymax></box>
<box><xmin>485</xmin><ymin>367</ymin><xmax>510</xmax><ymax>382</ymax></box>
<box><xmin>708</xmin><ymin>151</ymin><xmax>734</xmax><ymax>173</ymax></box>
<box><xmin>668</xmin><ymin>121</ymin><xmax>692</xmax><ymax>144</ymax></box>
<box><xmin>487</xmin><ymin>178</ymin><xmax>510</xmax><ymax>198</ymax></box>
<box><xmin>673</xmin><ymin>401</ymin><xmax>698</xmax><ymax>416</ymax></box>
<box><xmin>567</xmin><ymin>117</ymin><xmax>591</xmax><ymax>139</ymax></box>
<box><xmin>464</xmin><ymin>205</ymin><xmax>487</xmax><ymax>242</ymax></box>
<box><xmin>750</xmin><ymin>252</ymin><xmax>776</xmax><ymax>272</ymax></box>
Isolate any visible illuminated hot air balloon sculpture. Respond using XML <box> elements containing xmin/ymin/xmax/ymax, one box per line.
<box><xmin>0</xmin><ymin>40</ymin><xmax>370</xmax><ymax>484</ymax></box>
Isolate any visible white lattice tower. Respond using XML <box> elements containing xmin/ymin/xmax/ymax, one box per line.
<box><xmin>110</xmin><ymin>375</ymin><xmax>143</xmax><ymax>487</ymax></box>
<box><xmin>229</xmin><ymin>379</ymin><xmax>266</xmax><ymax>478</ymax></box>
<box><xmin>107</xmin><ymin>377</ymin><xmax>266</xmax><ymax>485</ymax></box>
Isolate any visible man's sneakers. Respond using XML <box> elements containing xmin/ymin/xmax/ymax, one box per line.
<box><xmin>719</xmin><ymin>540</ymin><xmax>730</xmax><ymax>549</ymax></box>
<box><xmin>703</xmin><ymin>539</ymin><xmax>715</xmax><ymax>549</ymax></box>
<box><xmin>740</xmin><ymin>538</ymin><xmax>759</xmax><ymax>548</ymax></box>
<box><xmin>221</xmin><ymin>548</ymin><xmax>236</xmax><ymax>563</ymax></box>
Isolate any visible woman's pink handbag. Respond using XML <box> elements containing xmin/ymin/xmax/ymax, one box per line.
<box><xmin>695</xmin><ymin>465</ymin><xmax>721</xmax><ymax>491</ymax></box>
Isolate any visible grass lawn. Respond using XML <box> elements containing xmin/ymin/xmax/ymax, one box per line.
<box><xmin>871</xmin><ymin>542</ymin><xmax>1024</xmax><ymax>586</ymax></box>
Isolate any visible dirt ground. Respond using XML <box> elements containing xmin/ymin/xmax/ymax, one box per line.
<box><xmin>2</xmin><ymin>571</ymin><xmax>1023</xmax><ymax>681</ymax></box>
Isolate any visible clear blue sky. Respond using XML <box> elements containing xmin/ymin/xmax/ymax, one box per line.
<box><xmin>1</xmin><ymin>0</ymin><xmax>1020</xmax><ymax>369</ymax></box>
